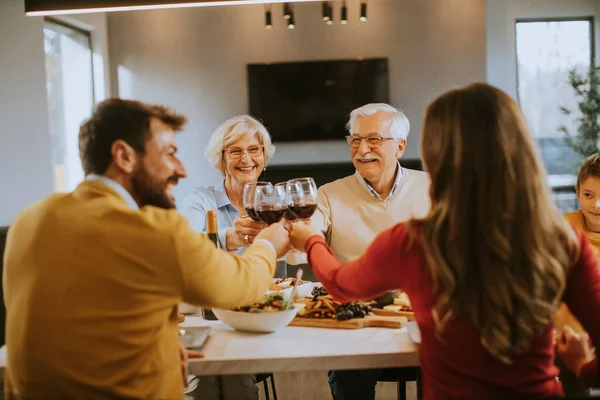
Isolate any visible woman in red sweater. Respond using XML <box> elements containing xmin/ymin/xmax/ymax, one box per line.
<box><xmin>290</xmin><ymin>83</ymin><xmax>600</xmax><ymax>400</ymax></box>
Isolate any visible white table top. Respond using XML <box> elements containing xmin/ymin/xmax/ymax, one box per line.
<box><xmin>0</xmin><ymin>315</ymin><xmax>420</xmax><ymax>377</ymax></box>
<box><xmin>181</xmin><ymin>315</ymin><xmax>419</xmax><ymax>375</ymax></box>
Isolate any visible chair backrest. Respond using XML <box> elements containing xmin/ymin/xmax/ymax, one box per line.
<box><xmin>0</xmin><ymin>226</ymin><xmax>8</xmax><ymax>346</ymax></box>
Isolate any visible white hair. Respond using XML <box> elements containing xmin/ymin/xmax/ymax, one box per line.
<box><xmin>205</xmin><ymin>115</ymin><xmax>275</xmax><ymax>175</ymax></box>
<box><xmin>346</xmin><ymin>103</ymin><xmax>410</xmax><ymax>140</ymax></box>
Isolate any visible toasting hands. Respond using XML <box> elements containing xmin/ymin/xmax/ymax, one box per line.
<box><xmin>289</xmin><ymin>222</ymin><xmax>323</xmax><ymax>252</ymax></box>
<box><xmin>226</xmin><ymin>217</ymin><xmax>267</xmax><ymax>250</ymax></box>
<box><xmin>255</xmin><ymin>222</ymin><xmax>291</xmax><ymax>258</ymax></box>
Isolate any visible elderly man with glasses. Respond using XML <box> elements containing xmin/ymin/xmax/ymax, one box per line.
<box><xmin>288</xmin><ymin>103</ymin><xmax>430</xmax><ymax>400</ymax></box>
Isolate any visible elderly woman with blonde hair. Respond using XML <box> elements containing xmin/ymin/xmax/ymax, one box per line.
<box><xmin>183</xmin><ymin>115</ymin><xmax>276</xmax><ymax>251</ymax></box>
<box><xmin>181</xmin><ymin>115</ymin><xmax>279</xmax><ymax>400</ymax></box>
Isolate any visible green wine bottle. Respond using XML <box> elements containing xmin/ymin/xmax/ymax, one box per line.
<box><xmin>203</xmin><ymin>210</ymin><xmax>219</xmax><ymax>321</ymax></box>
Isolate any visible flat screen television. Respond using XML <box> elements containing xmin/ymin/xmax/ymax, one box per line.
<box><xmin>247</xmin><ymin>58</ymin><xmax>390</xmax><ymax>143</ymax></box>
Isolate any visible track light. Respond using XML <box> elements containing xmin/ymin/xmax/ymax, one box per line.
<box><xmin>341</xmin><ymin>1</ymin><xmax>347</xmax><ymax>24</ymax></box>
<box><xmin>360</xmin><ymin>1</ymin><xmax>367</xmax><ymax>22</ymax></box>
<box><xmin>288</xmin><ymin>12</ymin><xmax>295</xmax><ymax>29</ymax></box>
<box><xmin>321</xmin><ymin>1</ymin><xmax>329</xmax><ymax>21</ymax></box>
<box><xmin>326</xmin><ymin>1</ymin><xmax>333</xmax><ymax>24</ymax></box>
<box><xmin>283</xmin><ymin>2</ymin><xmax>292</xmax><ymax>19</ymax></box>
<box><xmin>265</xmin><ymin>5</ymin><xmax>272</xmax><ymax>29</ymax></box>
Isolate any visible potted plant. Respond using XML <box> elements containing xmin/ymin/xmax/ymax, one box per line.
<box><xmin>559</xmin><ymin>66</ymin><xmax>600</xmax><ymax>159</ymax></box>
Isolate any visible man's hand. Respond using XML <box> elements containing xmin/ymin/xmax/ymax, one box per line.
<box><xmin>556</xmin><ymin>325</ymin><xmax>595</xmax><ymax>376</ymax></box>
<box><xmin>289</xmin><ymin>222</ymin><xmax>322</xmax><ymax>252</ymax></box>
<box><xmin>226</xmin><ymin>217</ymin><xmax>267</xmax><ymax>250</ymax></box>
<box><xmin>255</xmin><ymin>222</ymin><xmax>291</xmax><ymax>258</ymax></box>
<box><xmin>179</xmin><ymin>340</ymin><xmax>205</xmax><ymax>387</ymax></box>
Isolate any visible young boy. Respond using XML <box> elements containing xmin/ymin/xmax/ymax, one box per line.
<box><xmin>555</xmin><ymin>154</ymin><xmax>600</xmax><ymax>394</ymax></box>
<box><xmin>564</xmin><ymin>153</ymin><xmax>600</xmax><ymax>257</ymax></box>
<box><xmin>559</xmin><ymin>154</ymin><xmax>600</xmax><ymax>334</ymax></box>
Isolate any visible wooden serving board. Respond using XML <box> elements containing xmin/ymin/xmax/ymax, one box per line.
<box><xmin>289</xmin><ymin>314</ymin><xmax>407</xmax><ymax>329</ymax></box>
<box><xmin>371</xmin><ymin>308</ymin><xmax>415</xmax><ymax>321</ymax></box>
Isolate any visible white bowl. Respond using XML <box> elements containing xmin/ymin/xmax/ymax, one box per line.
<box><xmin>212</xmin><ymin>306</ymin><xmax>299</xmax><ymax>333</ymax></box>
<box><xmin>179</xmin><ymin>302</ymin><xmax>200</xmax><ymax>315</ymax></box>
<box><xmin>271</xmin><ymin>279</ymin><xmax>313</xmax><ymax>300</ymax></box>
<box><xmin>295</xmin><ymin>282</ymin><xmax>312</xmax><ymax>299</ymax></box>
<box><xmin>266</xmin><ymin>286</ymin><xmax>292</xmax><ymax>301</ymax></box>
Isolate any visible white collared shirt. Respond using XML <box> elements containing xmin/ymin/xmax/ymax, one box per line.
<box><xmin>354</xmin><ymin>161</ymin><xmax>404</xmax><ymax>202</ymax></box>
<box><xmin>85</xmin><ymin>174</ymin><xmax>139</xmax><ymax>210</ymax></box>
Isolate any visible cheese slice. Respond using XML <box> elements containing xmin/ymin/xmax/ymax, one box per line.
<box><xmin>383</xmin><ymin>305</ymin><xmax>403</xmax><ymax>312</ymax></box>
<box><xmin>393</xmin><ymin>297</ymin><xmax>411</xmax><ymax>308</ymax></box>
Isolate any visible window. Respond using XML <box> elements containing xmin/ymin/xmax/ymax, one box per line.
<box><xmin>515</xmin><ymin>18</ymin><xmax>594</xmax><ymax>213</ymax></box>
<box><xmin>43</xmin><ymin>19</ymin><xmax>94</xmax><ymax>192</ymax></box>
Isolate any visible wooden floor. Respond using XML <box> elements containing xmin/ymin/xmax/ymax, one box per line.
<box><xmin>257</xmin><ymin>371</ymin><xmax>417</xmax><ymax>400</ymax></box>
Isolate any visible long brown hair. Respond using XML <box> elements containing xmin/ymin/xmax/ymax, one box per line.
<box><xmin>413</xmin><ymin>83</ymin><xmax>578</xmax><ymax>363</ymax></box>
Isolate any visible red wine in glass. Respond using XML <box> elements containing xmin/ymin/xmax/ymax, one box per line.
<box><xmin>256</xmin><ymin>207</ymin><xmax>286</xmax><ymax>225</ymax></box>
<box><xmin>289</xmin><ymin>203</ymin><xmax>317</xmax><ymax>219</ymax></box>
<box><xmin>283</xmin><ymin>208</ymin><xmax>297</xmax><ymax>221</ymax></box>
<box><xmin>244</xmin><ymin>207</ymin><xmax>261</xmax><ymax>222</ymax></box>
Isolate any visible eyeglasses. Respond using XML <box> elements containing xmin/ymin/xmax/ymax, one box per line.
<box><xmin>345</xmin><ymin>135</ymin><xmax>396</xmax><ymax>149</ymax></box>
<box><xmin>224</xmin><ymin>145</ymin><xmax>264</xmax><ymax>159</ymax></box>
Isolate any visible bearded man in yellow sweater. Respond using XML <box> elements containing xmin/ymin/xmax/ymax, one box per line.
<box><xmin>2</xmin><ymin>98</ymin><xmax>290</xmax><ymax>400</ymax></box>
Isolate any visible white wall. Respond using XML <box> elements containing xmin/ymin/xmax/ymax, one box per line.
<box><xmin>106</xmin><ymin>0</ymin><xmax>486</xmax><ymax>202</ymax></box>
<box><xmin>0</xmin><ymin>0</ymin><xmax>53</xmax><ymax>227</ymax></box>
<box><xmin>486</xmin><ymin>0</ymin><xmax>600</xmax><ymax>99</ymax></box>
<box><xmin>0</xmin><ymin>1</ymin><xmax>110</xmax><ymax>226</ymax></box>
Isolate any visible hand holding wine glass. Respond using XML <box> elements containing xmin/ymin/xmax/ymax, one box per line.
<box><xmin>229</xmin><ymin>218</ymin><xmax>265</xmax><ymax>247</ymax></box>
<box><xmin>255</xmin><ymin>222</ymin><xmax>292</xmax><ymax>259</ymax></box>
<box><xmin>289</xmin><ymin>222</ymin><xmax>323</xmax><ymax>252</ymax></box>
<box><xmin>222</xmin><ymin>181</ymin><xmax>270</xmax><ymax>249</ymax></box>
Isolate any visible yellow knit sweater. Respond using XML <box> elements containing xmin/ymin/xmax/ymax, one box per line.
<box><xmin>3</xmin><ymin>180</ymin><xmax>276</xmax><ymax>400</ymax></box>
<box><xmin>555</xmin><ymin>209</ymin><xmax>600</xmax><ymax>335</ymax></box>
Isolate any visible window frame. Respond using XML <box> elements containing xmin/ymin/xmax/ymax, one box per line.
<box><xmin>514</xmin><ymin>16</ymin><xmax>595</xmax><ymax>104</ymax></box>
<box><xmin>43</xmin><ymin>17</ymin><xmax>96</xmax><ymax>192</ymax></box>
<box><xmin>514</xmin><ymin>17</ymin><xmax>595</xmax><ymax>213</ymax></box>
<box><xmin>44</xmin><ymin>17</ymin><xmax>96</xmax><ymax>103</ymax></box>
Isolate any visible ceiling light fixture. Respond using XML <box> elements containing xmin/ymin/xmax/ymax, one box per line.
<box><xmin>287</xmin><ymin>10</ymin><xmax>295</xmax><ymax>29</ymax></box>
<box><xmin>283</xmin><ymin>2</ymin><xmax>292</xmax><ymax>19</ymax></box>
<box><xmin>359</xmin><ymin>0</ymin><xmax>367</xmax><ymax>22</ymax></box>
<box><xmin>340</xmin><ymin>0</ymin><xmax>347</xmax><ymax>24</ymax></box>
<box><xmin>321</xmin><ymin>1</ymin><xmax>329</xmax><ymax>21</ymax></box>
<box><xmin>24</xmin><ymin>0</ymin><xmax>323</xmax><ymax>16</ymax></box>
<box><xmin>326</xmin><ymin>1</ymin><xmax>333</xmax><ymax>24</ymax></box>
<box><xmin>265</xmin><ymin>4</ymin><xmax>272</xmax><ymax>28</ymax></box>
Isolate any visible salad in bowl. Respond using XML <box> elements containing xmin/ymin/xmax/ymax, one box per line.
<box><xmin>212</xmin><ymin>293</ymin><xmax>299</xmax><ymax>333</ymax></box>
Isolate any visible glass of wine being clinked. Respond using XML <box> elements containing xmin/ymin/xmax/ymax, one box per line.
<box><xmin>274</xmin><ymin>182</ymin><xmax>297</xmax><ymax>221</ymax></box>
<box><xmin>243</xmin><ymin>181</ymin><xmax>272</xmax><ymax>222</ymax></box>
<box><xmin>254</xmin><ymin>183</ymin><xmax>287</xmax><ymax>225</ymax></box>
<box><xmin>286</xmin><ymin>177</ymin><xmax>318</xmax><ymax>221</ymax></box>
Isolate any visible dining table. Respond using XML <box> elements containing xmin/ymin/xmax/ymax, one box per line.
<box><xmin>0</xmin><ymin>314</ymin><xmax>420</xmax><ymax>377</ymax></box>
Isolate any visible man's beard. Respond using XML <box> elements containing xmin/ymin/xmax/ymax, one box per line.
<box><xmin>131</xmin><ymin>166</ymin><xmax>178</xmax><ymax>210</ymax></box>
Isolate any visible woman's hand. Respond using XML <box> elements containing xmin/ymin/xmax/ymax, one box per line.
<box><xmin>556</xmin><ymin>325</ymin><xmax>595</xmax><ymax>376</ymax></box>
<box><xmin>226</xmin><ymin>217</ymin><xmax>267</xmax><ymax>250</ymax></box>
<box><xmin>289</xmin><ymin>222</ymin><xmax>322</xmax><ymax>252</ymax></box>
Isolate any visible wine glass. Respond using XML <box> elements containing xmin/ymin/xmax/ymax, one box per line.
<box><xmin>254</xmin><ymin>183</ymin><xmax>287</xmax><ymax>225</ymax></box>
<box><xmin>274</xmin><ymin>181</ymin><xmax>300</xmax><ymax>221</ymax></box>
<box><xmin>243</xmin><ymin>181</ymin><xmax>272</xmax><ymax>222</ymax></box>
<box><xmin>286</xmin><ymin>177</ymin><xmax>318</xmax><ymax>221</ymax></box>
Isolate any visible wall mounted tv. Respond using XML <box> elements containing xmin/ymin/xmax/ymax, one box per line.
<box><xmin>247</xmin><ymin>58</ymin><xmax>389</xmax><ymax>143</ymax></box>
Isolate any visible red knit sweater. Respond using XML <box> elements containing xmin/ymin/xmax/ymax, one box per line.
<box><xmin>305</xmin><ymin>223</ymin><xmax>600</xmax><ymax>400</ymax></box>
